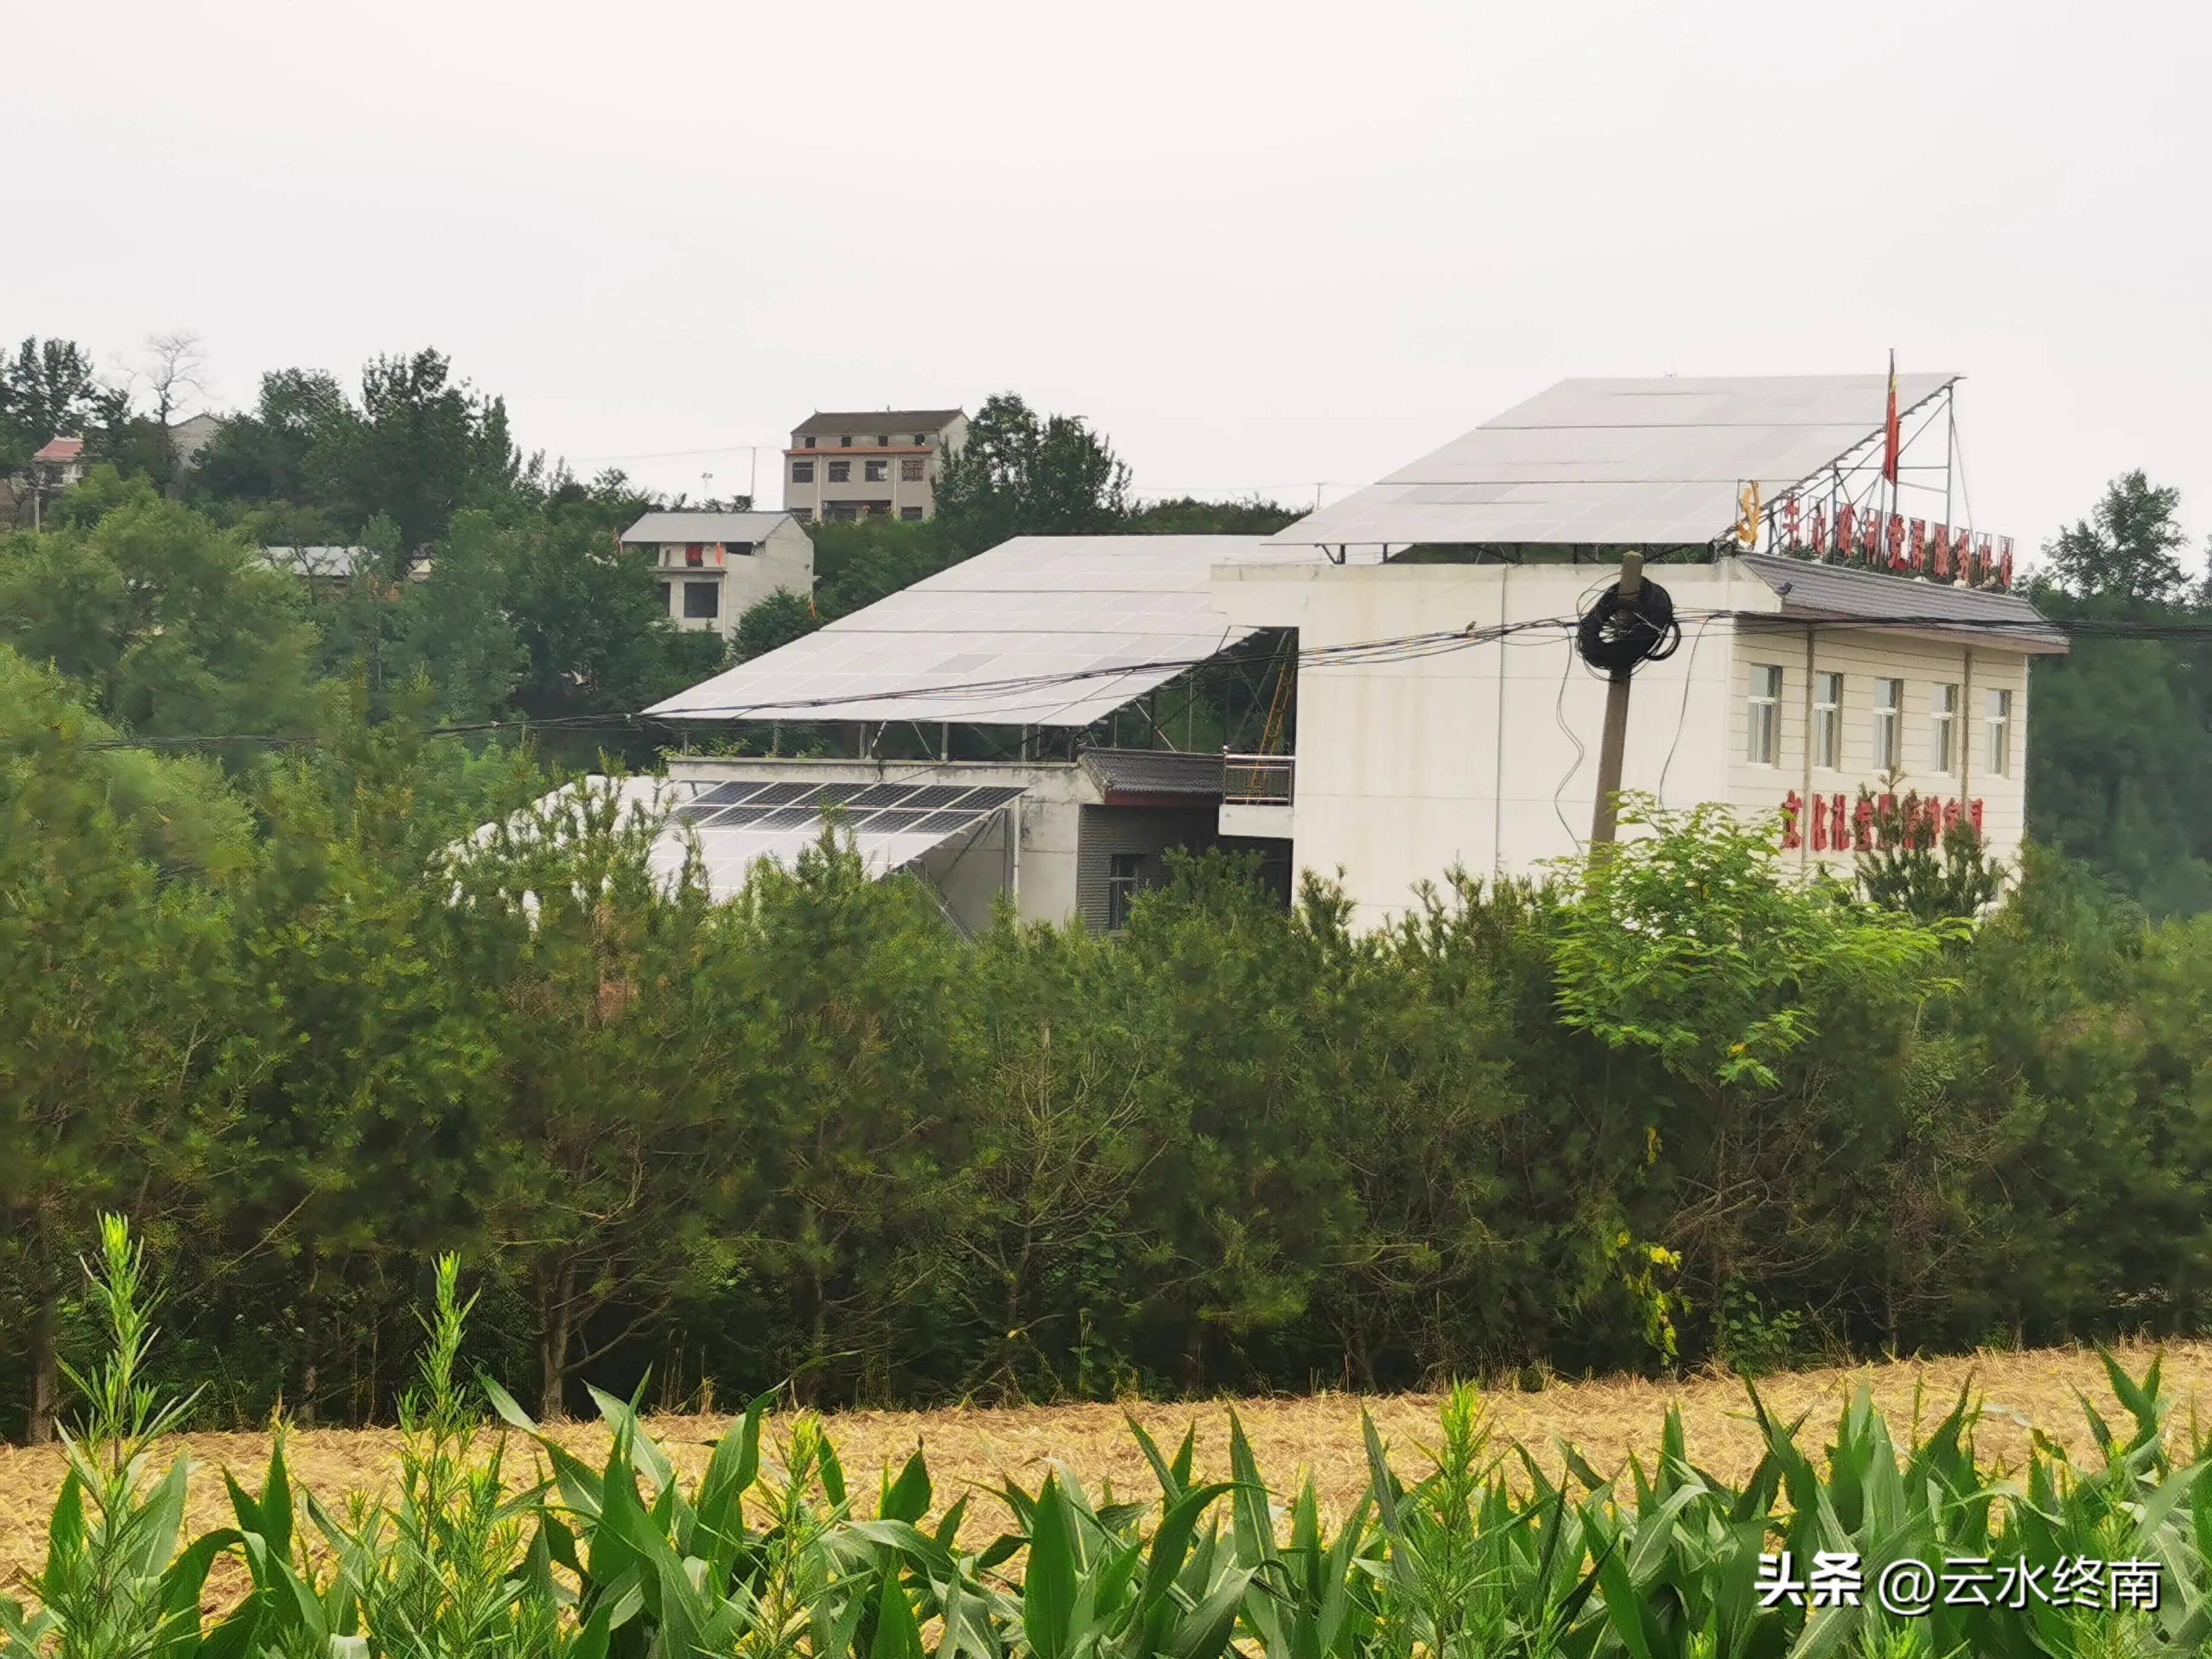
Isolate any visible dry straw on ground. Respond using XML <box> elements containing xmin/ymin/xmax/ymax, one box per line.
<box><xmin>4</xmin><ymin>1340</ymin><xmax>2207</xmax><ymax>1610</ymax></box>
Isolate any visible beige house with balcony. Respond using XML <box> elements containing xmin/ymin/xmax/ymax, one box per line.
<box><xmin>619</xmin><ymin>511</ymin><xmax>814</xmax><ymax>643</ymax></box>
<box><xmin>783</xmin><ymin>409</ymin><xmax>967</xmax><ymax>524</ymax></box>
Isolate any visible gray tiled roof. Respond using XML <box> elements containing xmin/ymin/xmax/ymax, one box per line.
<box><xmin>1737</xmin><ymin>553</ymin><xmax>2068</xmax><ymax>654</ymax></box>
<box><xmin>794</xmin><ymin>409</ymin><xmax>965</xmax><ymax>439</ymax></box>
<box><xmin>1079</xmin><ymin>749</ymin><xmax>1228</xmax><ymax>798</ymax></box>
<box><xmin>622</xmin><ymin>511</ymin><xmax>800</xmax><ymax>543</ymax></box>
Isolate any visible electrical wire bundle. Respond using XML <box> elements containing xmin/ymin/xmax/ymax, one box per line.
<box><xmin>1574</xmin><ymin>574</ymin><xmax>1682</xmax><ymax>674</ymax></box>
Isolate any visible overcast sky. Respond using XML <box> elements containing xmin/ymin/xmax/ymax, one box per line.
<box><xmin>8</xmin><ymin>0</ymin><xmax>2207</xmax><ymax>559</ymax></box>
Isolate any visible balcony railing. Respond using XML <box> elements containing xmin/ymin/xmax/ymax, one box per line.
<box><xmin>1223</xmin><ymin>753</ymin><xmax>1295</xmax><ymax>806</ymax></box>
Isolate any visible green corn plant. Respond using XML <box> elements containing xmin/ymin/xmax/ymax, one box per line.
<box><xmin>1</xmin><ymin>1215</ymin><xmax>230</xmax><ymax>1659</ymax></box>
<box><xmin>1213</xmin><ymin>1410</ymin><xmax>1379</xmax><ymax>1659</ymax></box>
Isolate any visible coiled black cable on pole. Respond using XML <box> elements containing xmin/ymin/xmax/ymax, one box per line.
<box><xmin>1576</xmin><ymin>572</ymin><xmax>1681</xmax><ymax>674</ymax></box>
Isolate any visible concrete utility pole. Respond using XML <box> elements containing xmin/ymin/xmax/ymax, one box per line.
<box><xmin>1589</xmin><ymin>550</ymin><xmax>1644</xmax><ymax>847</ymax></box>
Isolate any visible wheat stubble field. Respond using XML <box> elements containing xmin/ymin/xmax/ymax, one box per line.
<box><xmin>5</xmin><ymin>1340</ymin><xmax>2209</xmax><ymax>1603</ymax></box>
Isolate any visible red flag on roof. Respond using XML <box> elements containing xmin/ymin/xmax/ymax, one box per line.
<box><xmin>1881</xmin><ymin>350</ymin><xmax>1900</xmax><ymax>485</ymax></box>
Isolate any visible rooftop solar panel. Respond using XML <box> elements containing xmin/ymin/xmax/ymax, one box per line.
<box><xmin>481</xmin><ymin>774</ymin><xmax>1030</xmax><ymax>903</ymax></box>
<box><xmin>1265</xmin><ymin>373</ymin><xmax>1960</xmax><ymax>550</ymax></box>
<box><xmin>846</xmin><ymin>783</ymin><xmax>920</xmax><ymax>809</ymax></box>
<box><xmin>747</xmin><ymin>781</ymin><xmax>816</xmax><ymax>806</ymax></box>
<box><xmin>950</xmin><ymin>785</ymin><xmax>1024</xmax><ymax>808</ymax></box>
<box><xmin>902</xmin><ymin>785</ymin><xmax>970</xmax><ymax>808</ymax></box>
<box><xmin>642</xmin><ymin>535</ymin><xmax>1328</xmax><ymax>728</ymax></box>
<box><xmin>696</xmin><ymin>781</ymin><xmax>766</xmax><ymax>806</ymax></box>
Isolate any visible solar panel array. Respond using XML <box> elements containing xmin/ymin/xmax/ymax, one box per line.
<box><xmin>1266</xmin><ymin>374</ymin><xmax>1960</xmax><ymax>550</ymax></box>
<box><xmin>643</xmin><ymin>535</ymin><xmax>1326</xmax><ymax>728</ymax></box>
<box><xmin>666</xmin><ymin>777</ymin><xmax>1024</xmax><ymax>894</ymax></box>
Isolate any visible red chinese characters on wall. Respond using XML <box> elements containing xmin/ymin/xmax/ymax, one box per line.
<box><xmin>1769</xmin><ymin>494</ymin><xmax>2016</xmax><ymax>591</ymax></box>
<box><xmin>1781</xmin><ymin>790</ymin><xmax>1984</xmax><ymax>852</ymax></box>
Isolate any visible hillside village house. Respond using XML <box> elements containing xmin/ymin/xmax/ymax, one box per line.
<box><xmin>614</xmin><ymin>372</ymin><xmax>2064</xmax><ymax>933</ymax></box>
<box><xmin>618</xmin><ymin>510</ymin><xmax>814</xmax><ymax>643</ymax></box>
<box><xmin>784</xmin><ymin>409</ymin><xmax>967</xmax><ymax>523</ymax></box>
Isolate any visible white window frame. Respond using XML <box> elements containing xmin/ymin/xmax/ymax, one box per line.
<box><xmin>1812</xmin><ymin>671</ymin><xmax>1843</xmax><ymax>771</ymax></box>
<box><xmin>1872</xmin><ymin>678</ymin><xmax>1903</xmax><ymax>773</ymax></box>
<box><xmin>1986</xmin><ymin>687</ymin><xmax>2013</xmax><ymax>777</ymax></box>
<box><xmin>1746</xmin><ymin>663</ymin><xmax>1783</xmax><ymax>766</ymax></box>
<box><xmin>1931</xmin><ymin>682</ymin><xmax>1959</xmax><ymax>774</ymax></box>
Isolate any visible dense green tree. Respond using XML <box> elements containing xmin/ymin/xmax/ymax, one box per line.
<box><xmin>2026</xmin><ymin>474</ymin><xmax>2212</xmax><ymax>914</ymax></box>
<box><xmin>448</xmin><ymin>777</ymin><xmax>754</xmax><ymax>1415</ymax></box>
<box><xmin>0</xmin><ymin>652</ymin><xmax>245</xmax><ymax>1439</ymax></box>
<box><xmin>502</xmin><ymin>506</ymin><xmax>725</xmax><ymax>741</ymax></box>
<box><xmin>0</xmin><ymin>338</ymin><xmax>127</xmax><ymax>470</ymax></box>
<box><xmin>307</xmin><ymin>350</ymin><xmax>520</xmax><ymax>557</ymax></box>
<box><xmin>1130</xmin><ymin>495</ymin><xmax>1302</xmax><ymax>535</ymax></box>
<box><xmin>936</xmin><ymin>392</ymin><xmax>1132</xmax><ymax>546</ymax></box>
<box><xmin>393</xmin><ymin>510</ymin><xmax>527</xmax><ymax>723</ymax></box>
<box><xmin>732</xmin><ymin>587</ymin><xmax>821</xmax><ymax>662</ymax></box>
<box><xmin>1549</xmin><ymin>796</ymin><xmax>1953</xmax><ymax>1332</ymax></box>
<box><xmin>2043</xmin><ymin>469</ymin><xmax>2193</xmax><ymax>605</ymax></box>
<box><xmin>189</xmin><ymin>367</ymin><xmax>352</xmax><ymax>506</ymax></box>
<box><xmin>0</xmin><ymin>470</ymin><xmax>321</xmax><ymax>743</ymax></box>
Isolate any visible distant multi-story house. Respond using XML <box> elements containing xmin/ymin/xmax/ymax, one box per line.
<box><xmin>783</xmin><ymin>409</ymin><xmax>967</xmax><ymax>525</ymax></box>
<box><xmin>618</xmin><ymin>510</ymin><xmax>815</xmax><ymax>642</ymax></box>
<box><xmin>169</xmin><ymin>412</ymin><xmax>227</xmax><ymax>473</ymax></box>
<box><xmin>30</xmin><ymin>436</ymin><xmax>87</xmax><ymax>489</ymax></box>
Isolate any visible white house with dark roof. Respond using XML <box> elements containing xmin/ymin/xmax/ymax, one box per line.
<box><xmin>784</xmin><ymin>408</ymin><xmax>967</xmax><ymax>523</ymax></box>
<box><xmin>618</xmin><ymin>510</ymin><xmax>814</xmax><ymax>642</ymax></box>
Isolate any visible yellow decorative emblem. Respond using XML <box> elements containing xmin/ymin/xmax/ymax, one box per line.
<box><xmin>1735</xmin><ymin>481</ymin><xmax>1762</xmax><ymax>548</ymax></box>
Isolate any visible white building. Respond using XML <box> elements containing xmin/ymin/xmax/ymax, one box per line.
<box><xmin>633</xmin><ymin>372</ymin><xmax>2064</xmax><ymax>932</ymax></box>
<box><xmin>619</xmin><ymin>511</ymin><xmax>815</xmax><ymax>643</ymax></box>
<box><xmin>643</xmin><ymin>534</ymin><xmax>1311</xmax><ymax>931</ymax></box>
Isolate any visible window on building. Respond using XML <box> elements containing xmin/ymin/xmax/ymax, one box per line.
<box><xmin>900</xmin><ymin>506</ymin><xmax>924</xmax><ymax>521</ymax></box>
<box><xmin>900</xmin><ymin>457</ymin><xmax>924</xmax><ymax>481</ymax></box>
<box><xmin>1812</xmin><ymin>671</ymin><xmax>1843</xmax><ymax>769</ymax></box>
<box><xmin>864</xmin><ymin>459</ymin><xmax>888</xmax><ymax>482</ymax></box>
<box><xmin>657</xmin><ymin>581</ymin><xmax>671</xmax><ymax>614</ymax></box>
<box><xmin>827</xmin><ymin>460</ymin><xmax>851</xmax><ymax>483</ymax></box>
<box><xmin>727</xmin><ymin>541</ymin><xmax>754</xmax><ymax>558</ymax></box>
<box><xmin>684</xmin><ymin>543</ymin><xmax>704</xmax><ymax>567</ymax></box>
<box><xmin>682</xmin><ymin>581</ymin><xmax>719</xmax><ymax>619</ymax></box>
<box><xmin>1986</xmin><ymin>687</ymin><xmax>2013</xmax><ymax>776</ymax></box>
<box><xmin>1931</xmin><ymin>682</ymin><xmax>1959</xmax><ymax>773</ymax></box>
<box><xmin>802</xmin><ymin>435</ymin><xmax>814</xmax><ymax>448</ymax></box>
<box><xmin>1746</xmin><ymin>663</ymin><xmax>1783</xmax><ymax>766</ymax></box>
<box><xmin>826</xmin><ymin>502</ymin><xmax>861</xmax><ymax>523</ymax></box>
<box><xmin>1107</xmin><ymin>852</ymin><xmax>1144</xmax><ymax>931</ymax></box>
<box><xmin>1873</xmin><ymin>678</ymin><xmax>1903</xmax><ymax>773</ymax></box>
<box><xmin>913</xmin><ymin>432</ymin><xmax>929</xmax><ymax>445</ymax></box>
<box><xmin>839</xmin><ymin>435</ymin><xmax>853</xmax><ymax>447</ymax></box>
<box><xmin>876</xmin><ymin>434</ymin><xmax>889</xmax><ymax>446</ymax></box>
<box><xmin>791</xmin><ymin>460</ymin><xmax>814</xmax><ymax>483</ymax></box>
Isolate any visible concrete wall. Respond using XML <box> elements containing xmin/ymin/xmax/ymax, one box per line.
<box><xmin>1214</xmin><ymin>557</ymin><xmax>2038</xmax><ymax>927</ymax></box>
